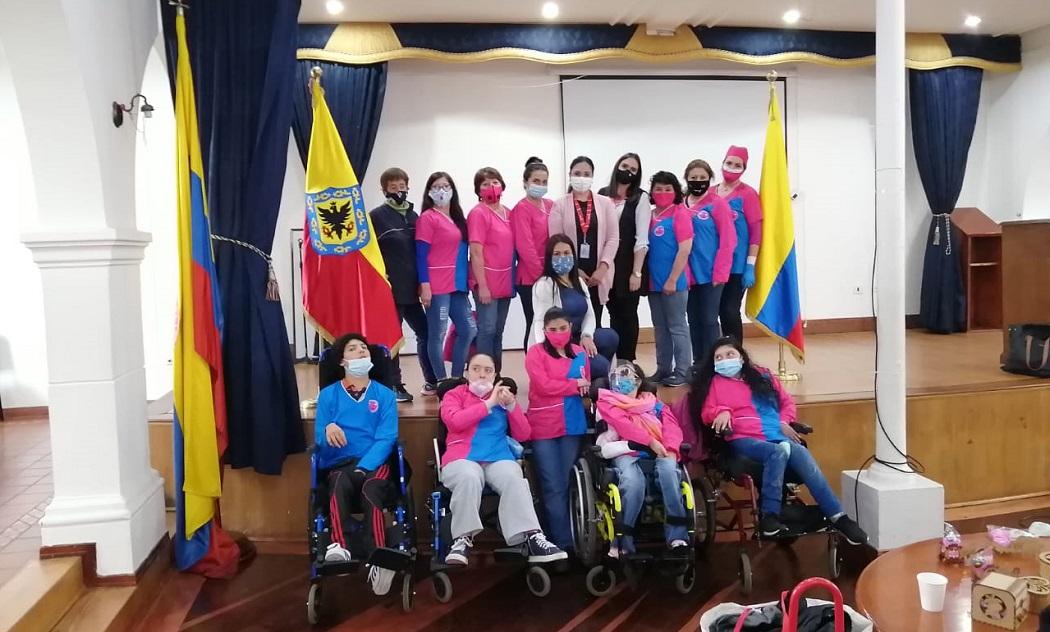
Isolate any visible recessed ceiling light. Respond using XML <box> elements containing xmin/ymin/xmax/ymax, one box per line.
<box><xmin>541</xmin><ymin>2</ymin><xmax>560</xmax><ymax>20</ymax></box>
<box><xmin>325</xmin><ymin>0</ymin><xmax>345</xmax><ymax>15</ymax></box>
<box><xmin>964</xmin><ymin>15</ymin><xmax>982</xmax><ymax>28</ymax></box>
<box><xmin>782</xmin><ymin>8</ymin><xmax>801</xmax><ymax>25</ymax></box>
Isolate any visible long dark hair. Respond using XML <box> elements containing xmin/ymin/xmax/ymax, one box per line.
<box><xmin>650</xmin><ymin>170</ymin><xmax>684</xmax><ymax>205</ymax></box>
<box><xmin>605</xmin><ymin>152</ymin><xmax>643</xmax><ymax>199</ymax></box>
<box><xmin>542</xmin><ymin>234</ymin><xmax>581</xmax><ymax>290</ymax></box>
<box><xmin>687</xmin><ymin>336</ymin><xmax>779</xmax><ymax>428</ymax></box>
<box><xmin>421</xmin><ymin>171</ymin><xmax>468</xmax><ymax>242</ymax></box>
<box><xmin>540</xmin><ymin>307</ymin><xmax>576</xmax><ymax>359</ymax></box>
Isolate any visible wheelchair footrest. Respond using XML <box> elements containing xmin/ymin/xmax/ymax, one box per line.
<box><xmin>316</xmin><ymin>559</ymin><xmax>361</xmax><ymax>576</ymax></box>
<box><xmin>493</xmin><ymin>545</ymin><xmax>527</xmax><ymax>563</ymax></box>
<box><xmin>621</xmin><ymin>552</ymin><xmax>654</xmax><ymax>563</ymax></box>
<box><xmin>368</xmin><ymin>547</ymin><xmax>414</xmax><ymax>571</ymax></box>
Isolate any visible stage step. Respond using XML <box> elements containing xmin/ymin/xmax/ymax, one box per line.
<box><xmin>0</xmin><ymin>557</ymin><xmax>84</xmax><ymax>632</ymax></box>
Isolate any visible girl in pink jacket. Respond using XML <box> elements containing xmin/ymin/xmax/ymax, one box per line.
<box><xmin>525</xmin><ymin>307</ymin><xmax>591</xmax><ymax>552</ymax></box>
<box><xmin>596</xmin><ymin>361</ymin><xmax>690</xmax><ymax>558</ymax></box>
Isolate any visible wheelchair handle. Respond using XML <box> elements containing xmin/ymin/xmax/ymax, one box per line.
<box><xmin>789</xmin><ymin>422</ymin><xmax>813</xmax><ymax>435</ymax></box>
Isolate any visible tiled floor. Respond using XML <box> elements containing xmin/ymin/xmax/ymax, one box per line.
<box><xmin>0</xmin><ymin>419</ymin><xmax>52</xmax><ymax>587</ymax></box>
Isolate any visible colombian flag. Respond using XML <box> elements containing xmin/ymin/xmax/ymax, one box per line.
<box><xmin>745</xmin><ymin>86</ymin><xmax>805</xmax><ymax>361</ymax></box>
<box><xmin>301</xmin><ymin>74</ymin><xmax>404</xmax><ymax>351</ymax></box>
<box><xmin>172</xmin><ymin>9</ymin><xmax>239</xmax><ymax>578</ymax></box>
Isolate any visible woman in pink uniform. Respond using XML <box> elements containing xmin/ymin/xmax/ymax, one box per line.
<box><xmin>469</xmin><ymin>166</ymin><xmax>516</xmax><ymax>372</ymax></box>
<box><xmin>512</xmin><ymin>157</ymin><xmax>552</xmax><ymax>349</ymax></box>
<box><xmin>416</xmin><ymin>171</ymin><xmax>476</xmax><ymax>380</ymax></box>
<box><xmin>715</xmin><ymin>145</ymin><xmax>763</xmax><ymax>342</ymax></box>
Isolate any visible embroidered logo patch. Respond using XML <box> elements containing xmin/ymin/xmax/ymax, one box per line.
<box><xmin>697</xmin><ymin>210</ymin><xmax>710</xmax><ymax>220</ymax></box>
<box><xmin>368</xmin><ymin>399</ymin><xmax>379</xmax><ymax>413</ymax></box>
<box><xmin>653</xmin><ymin>225</ymin><xmax>665</xmax><ymax>237</ymax></box>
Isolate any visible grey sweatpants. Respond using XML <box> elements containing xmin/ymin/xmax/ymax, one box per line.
<box><xmin>441</xmin><ymin>459</ymin><xmax>540</xmax><ymax>546</ymax></box>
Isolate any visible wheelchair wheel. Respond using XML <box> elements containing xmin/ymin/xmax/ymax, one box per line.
<box><xmin>306</xmin><ymin>582</ymin><xmax>322</xmax><ymax>625</ymax></box>
<box><xmin>401</xmin><ymin>573</ymin><xmax>414</xmax><ymax>613</ymax></box>
<box><xmin>585</xmin><ymin>565</ymin><xmax>617</xmax><ymax>597</ymax></box>
<box><xmin>526</xmin><ymin>566</ymin><xmax>552</xmax><ymax>597</ymax></box>
<box><xmin>828</xmin><ymin>535</ymin><xmax>841</xmax><ymax>579</ymax></box>
<box><xmin>570</xmin><ymin>458</ymin><xmax>598</xmax><ymax>567</ymax></box>
<box><xmin>432</xmin><ymin>571</ymin><xmax>453</xmax><ymax>603</ymax></box>
<box><xmin>693</xmin><ymin>476</ymin><xmax>717</xmax><ymax>553</ymax></box>
<box><xmin>674</xmin><ymin>564</ymin><xmax>696</xmax><ymax>594</ymax></box>
<box><xmin>738</xmin><ymin>551</ymin><xmax>753</xmax><ymax>596</ymax></box>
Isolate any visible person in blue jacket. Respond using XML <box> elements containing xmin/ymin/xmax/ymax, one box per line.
<box><xmin>315</xmin><ymin>332</ymin><xmax>399</xmax><ymax>595</ymax></box>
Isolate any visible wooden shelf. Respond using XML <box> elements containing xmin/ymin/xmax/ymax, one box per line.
<box><xmin>951</xmin><ymin>208</ymin><xmax>1002</xmax><ymax>332</ymax></box>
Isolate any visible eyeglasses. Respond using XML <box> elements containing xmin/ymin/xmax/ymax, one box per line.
<box><xmin>609</xmin><ymin>365</ymin><xmax>639</xmax><ymax>381</ymax></box>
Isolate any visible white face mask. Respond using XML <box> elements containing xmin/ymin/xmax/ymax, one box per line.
<box><xmin>429</xmin><ymin>188</ymin><xmax>453</xmax><ymax>206</ymax></box>
<box><xmin>569</xmin><ymin>176</ymin><xmax>593</xmax><ymax>193</ymax></box>
<box><xmin>468</xmin><ymin>380</ymin><xmax>494</xmax><ymax>397</ymax></box>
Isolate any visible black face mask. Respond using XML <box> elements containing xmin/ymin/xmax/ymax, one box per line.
<box><xmin>385</xmin><ymin>190</ymin><xmax>408</xmax><ymax>205</ymax></box>
<box><xmin>687</xmin><ymin>180</ymin><xmax>710</xmax><ymax>196</ymax></box>
<box><xmin>614</xmin><ymin>168</ymin><xmax>635</xmax><ymax>185</ymax></box>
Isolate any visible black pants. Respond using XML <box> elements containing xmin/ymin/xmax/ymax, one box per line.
<box><xmin>588</xmin><ymin>285</ymin><xmax>604</xmax><ymax>325</ymax></box>
<box><xmin>327</xmin><ymin>460</ymin><xmax>390</xmax><ymax>557</ymax></box>
<box><xmin>606</xmin><ymin>287</ymin><xmax>640</xmax><ymax>360</ymax></box>
<box><xmin>395</xmin><ymin>302</ymin><xmax>437</xmax><ymax>386</ymax></box>
<box><xmin>517</xmin><ymin>284</ymin><xmax>534</xmax><ymax>349</ymax></box>
<box><xmin>718</xmin><ymin>273</ymin><xmax>745</xmax><ymax>343</ymax></box>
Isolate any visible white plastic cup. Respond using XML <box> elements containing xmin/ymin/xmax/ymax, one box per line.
<box><xmin>916</xmin><ymin>572</ymin><xmax>949</xmax><ymax>612</ymax></box>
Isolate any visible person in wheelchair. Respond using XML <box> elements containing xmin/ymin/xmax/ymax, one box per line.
<box><xmin>596</xmin><ymin>361</ymin><xmax>691</xmax><ymax>559</ymax></box>
<box><xmin>439</xmin><ymin>353</ymin><xmax>568</xmax><ymax>566</ymax></box>
<box><xmin>314</xmin><ymin>332</ymin><xmax>400</xmax><ymax>594</ymax></box>
<box><xmin>692</xmin><ymin>337</ymin><xmax>868</xmax><ymax>545</ymax></box>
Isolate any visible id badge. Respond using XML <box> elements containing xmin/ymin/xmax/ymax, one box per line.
<box><xmin>579</xmin><ymin>242</ymin><xmax>591</xmax><ymax>259</ymax></box>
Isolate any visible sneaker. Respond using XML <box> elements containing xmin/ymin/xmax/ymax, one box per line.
<box><xmin>394</xmin><ymin>384</ymin><xmax>414</xmax><ymax>403</ymax></box>
<box><xmin>607</xmin><ymin>545</ymin><xmax>620</xmax><ymax>559</ymax></box>
<box><xmin>525</xmin><ymin>532</ymin><xmax>569</xmax><ymax>563</ymax></box>
<box><xmin>832</xmin><ymin>515</ymin><xmax>869</xmax><ymax>546</ymax></box>
<box><xmin>666</xmin><ymin>539</ymin><xmax>690</xmax><ymax>559</ymax></box>
<box><xmin>444</xmin><ymin>535</ymin><xmax>473</xmax><ymax>566</ymax></box>
<box><xmin>367</xmin><ymin>564</ymin><xmax>395</xmax><ymax>595</ymax></box>
<box><xmin>758</xmin><ymin>514</ymin><xmax>788</xmax><ymax>537</ymax></box>
<box><xmin>420</xmin><ymin>383</ymin><xmax>438</xmax><ymax>397</ymax></box>
<box><xmin>324</xmin><ymin>542</ymin><xmax>352</xmax><ymax>563</ymax></box>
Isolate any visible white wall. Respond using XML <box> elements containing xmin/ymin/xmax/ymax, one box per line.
<box><xmin>0</xmin><ymin>44</ymin><xmax>49</xmax><ymax>407</ymax></box>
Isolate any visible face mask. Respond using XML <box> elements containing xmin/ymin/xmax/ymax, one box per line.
<box><xmin>551</xmin><ymin>254</ymin><xmax>574</xmax><ymax>275</ymax></box>
<box><xmin>612</xmin><ymin>374</ymin><xmax>638</xmax><ymax>396</ymax></box>
<box><xmin>569</xmin><ymin>176</ymin><xmax>593</xmax><ymax>193</ymax></box>
<box><xmin>429</xmin><ymin>188</ymin><xmax>453</xmax><ymax>206</ymax></box>
<box><xmin>687</xmin><ymin>180</ymin><xmax>710</xmax><ymax>196</ymax></box>
<box><xmin>714</xmin><ymin>358</ymin><xmax>744</xmax><ymax>378</ymax></box>
<box><xmin>722</xmin><ymin>164</ymin><xmax>745</xmax><ymax>183</ymax></box>
<box><xmin>343</xmin><ymin>357</ymin><xmax>373</xmax><ymax>378</ymax></box>
<box><xmin>545</xmin><ymin>330</ymin><xmax>572</xmax><ymax>348</ymax></box>
<box><xmin>385</xmin><ymin>190</ymin><xmax>408</xmax><ymax>206</ymax></box>
<box><xmin>480</xmin><ymin>183</ymin><xmax>503</xmax><ymax>204</ymax></box>
<box><xmin>614</xmin><ymin>168</ymin><xmax>635</xmax><ymax>185</ymax></box>
<box><xmin>652</xmin><ymin>191</ymin><xmax>675</xmax><ymax>208</ymax></box>
<box><xmin>527</xmin><ymin>184</ymin><xmax>548</xmax><ymax>199</ymax></box>
<box><xmin>468</xmin><ymin>380</ymin><xmax>494</xmax><ymax>397</ymax></box>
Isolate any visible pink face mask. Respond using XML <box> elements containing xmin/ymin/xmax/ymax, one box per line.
<box><xmin>480</xmin><ymin>183</ymin><xmax>503</xmax><ymax>204</ymax></box>
<box><xmin>652</xmin><ymin>191</ymin><xmax>675</xmax><ymax>207</ymax></box>
<box><xmin>722</xmin><ymin>165</ymin><xmax>745</xmax><ymax>183</ymax></box>
<box><xmin>545</xmin><ymin>330</ymin><xmax>572</xmax><ymax>348</ymax></box>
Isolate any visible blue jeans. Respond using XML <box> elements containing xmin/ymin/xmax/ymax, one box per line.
<box><xmin>687</xmin><ymin>283</ymin><xmax>724</xmax><ymax>365</ymax></box>
<box><xmin>426</xmin><ymin>291</ymin><xmax>476</xmax><ymax>380</ymax></box>
<box><xmin>613</xmin><ymin>455</ymin><xmax>688</xmax><ymax>551</ymax></box>
<box><xmin>730</xmin><ymin>438</ymin><xmax>843</xmax><ymax>518</ymax></box>
<box><xmin>474</xmin><ymin>295</ymin><xmax>511</xmax><ymax>372</ymax></box>
<box><xmin>648</xmin><ymin>290</ymin><xmax>692</xmax><ymax>380</ymax></box>
<box><xmin>530</xmin><ymin>435</ymin><xmax>583</xmax><ymax>550</ymax></box>
<box><xmin>395</xmin><ymin>302</ymin><xmax>438</xmax><ymax>386</ymax></box>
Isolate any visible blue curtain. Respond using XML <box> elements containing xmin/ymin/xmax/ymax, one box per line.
<box><xmin>290</xmin><ymin>60</ymin><xmax>387</xmax><ymax>172</ymax></box>
<box><xmin>161</xmin><ymin>0</ymin><xmax>305</xmax><ymax>474</ymax></box>
<box><xmin>908</xmin><ymin>67</ymin><xmax>983</xmax><ymax>334</ymax></box>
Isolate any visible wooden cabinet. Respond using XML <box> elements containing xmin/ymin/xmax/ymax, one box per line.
<box><xmin>951</xmin><ymin>208</ymin><xmax>1002</xmax><ymax>331</ymax></box>
<box><xmin>1001</xmin><ymin>219</ymin><xmax>1050</xmax><ymax>357</ymax></box>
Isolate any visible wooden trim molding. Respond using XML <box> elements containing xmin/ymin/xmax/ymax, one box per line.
<box><xmin>638</xmin><ymin>315</ymin><xmax>921</xmax><ymax>344</ymax></box>
<box><xmin>39</xmin><ymin>535</ymin><xmax>169</xmax><ymax>587</ymax></box>
<box><xmin>0</xmin><ymin>406</ymin><xmax>49</xmax><ymax>422</ymax></box>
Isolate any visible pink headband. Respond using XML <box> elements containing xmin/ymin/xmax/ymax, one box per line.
<box><xmin>725</xmin><ymin>145</ymin><xmax>749</xmax><ymax>166</ymax></box>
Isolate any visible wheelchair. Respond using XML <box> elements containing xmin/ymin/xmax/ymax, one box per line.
<box><xmin>427</xmin><ymin>377</ymin><xmax>554</xmax><ymax>601</ymax></box>
<box><xmin>570</xmin><ymin>378</ymin><xmax>698</xmax><ymax>597</ymax></box>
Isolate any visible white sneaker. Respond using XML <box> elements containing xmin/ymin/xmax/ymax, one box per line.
<box><xmin>368</xmin><ymin>564</ymin><xmax>395</xmax><ymax>596</ymax></box>
<box><xmin>444</xmin><ymin>535</ymin><xmax>473</xmax><ymax>566</ymax></box>
<box><xmin>607</xmin><ymin>546</ymin><xmax>620</xmax><ymax>559</ymax></box>
<box><xmin>324</xmin><ymin>542</ymin><xmax>352</xmax><ymax>563</ymax></box>
<box><xmin>670</xmin><ymin>539</ymin><xmax>689</xmax><ymax>549</ymax></box>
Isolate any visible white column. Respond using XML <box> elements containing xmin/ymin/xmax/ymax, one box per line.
<box><xmin>841</xmin><ymin>0</ymin><xmax>944</xmax><ymax>551</ymax></box>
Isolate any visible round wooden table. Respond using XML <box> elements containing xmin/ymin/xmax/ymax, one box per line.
<box><xmin>856</xmin><ymin>534</ymin><xmax>1044</xmax><ymax>631</ymax></box>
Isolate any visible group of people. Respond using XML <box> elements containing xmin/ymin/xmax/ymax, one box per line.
<box><xmin>314</xmin><ymin>329</ymin><xmax>869</xmax><ymax>596</ymax></box>
<box><xmin>370</xmin><ymin>146</ymin><xmax>762</xmax><ymax>402</ymax></box>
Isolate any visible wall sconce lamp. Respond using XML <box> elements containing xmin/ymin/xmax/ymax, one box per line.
<box><xmin>112</xmin><ymin>94</ymin><xmax>155</xmax><ymax>128</ymax></box>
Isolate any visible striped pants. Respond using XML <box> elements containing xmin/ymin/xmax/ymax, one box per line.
<box><xmin>327</xmin><ymin>461</ymin><xmax>390</xmax><ymax>556</ymax></box>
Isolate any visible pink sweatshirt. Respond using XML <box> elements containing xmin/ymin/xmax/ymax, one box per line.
<box><xmin>511</xmin><ymin>196</ymin><xmax>553</xmax><ymax>286</ymax></box>
<box><xmin>595</xmin><ymin>390</ymin><xmax>683</xmax><ymax>458</ymax></box>
<box><xmin>700</xmin><ymin>370</ymin><xmax>797</xmax><ymax>442</ymax></box>
<box><xmin>524</xmin><ymin>343</ymin><xmax>591</xmax><ymax>440</ymax></box>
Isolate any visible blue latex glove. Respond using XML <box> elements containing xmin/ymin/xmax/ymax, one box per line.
<box><xmin>742</xmin><ymin>263</ymin><xmax>756</xmax><ymax>289</ymax></box>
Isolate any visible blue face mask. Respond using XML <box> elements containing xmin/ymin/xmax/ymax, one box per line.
<box><xmin>344</xmin><ymin>357</ymin><xmax>373</xmax><ymax>378</ymax></box>
<box><xmin>527</xmin><ymin>184</ymin><xmax>548</xmax><ymax>199</ymax></box>
<box><xmin>612</xmin><ymin>375</ymin><xmax>638</xmax><ymax>395</ymax></box>
<box><xmin>714</xmin><ymin>358</ymin><xmax>743</xmax><ymax>378</ymax></box>
<box><xmin>551</xmin><ymin>255</ymin><xmax>574</xmax><ymax>275</ymax></box>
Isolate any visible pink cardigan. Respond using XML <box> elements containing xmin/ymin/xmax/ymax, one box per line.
<box><xmin>548</xmin><ymin>192</ymin><xmax>620</xmax><ymax>304</ymax></box>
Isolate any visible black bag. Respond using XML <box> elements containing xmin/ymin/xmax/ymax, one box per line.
<box><xmin>1002</xmin><ymin>324</ymin><xmax>1050</xmax><ymax>378</ymax></box>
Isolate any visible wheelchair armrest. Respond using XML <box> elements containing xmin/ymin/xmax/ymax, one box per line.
<box><xmin>789</xmin><ymin>422</ymin><xmax>813</xmax><ymax>435</ymax></box>
<box><xmin>679</xmin><ymin>442</ymin><xmax>692</xmax><ymax>456</ymax></box>
<box><xmin>588</xmin><ymin>444</ymin><xmax>603</xmax><ymax>456</ymax></box>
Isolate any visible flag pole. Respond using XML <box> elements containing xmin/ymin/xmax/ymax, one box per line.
<box><xmin>777</xmin><ymin>342</ymin><xmax>800</xmax><ymax>382</ymax></box>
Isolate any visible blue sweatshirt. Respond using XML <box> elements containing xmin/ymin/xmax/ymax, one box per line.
<box><xmin>314</xmin><ymin>380</ymin><xmax>398</xmax><ymax>471</ymax></box>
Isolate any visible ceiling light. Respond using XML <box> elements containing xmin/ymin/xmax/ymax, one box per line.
<box><xmin>541</xmin><ymin>2</ymin><xmax>559</xmax><ymax>20</ymax></box>
<box><xmin>325</xmin><ymin>0</ymin><xmax>344</xmax><ymax>15</ymax></box>
<box><xmin>964</xmin><ymin>15</ymin><xmax>982</xmax><ymax>28</ymax></box>
<box><xmin>782</xmin><ymin>8</ymin><xmax>801</xmax><ymax>25</ymax></box>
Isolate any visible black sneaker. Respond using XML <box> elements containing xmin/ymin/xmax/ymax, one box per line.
<box><xmin>758</xmin><ymin>514</ymin><xmax>788</xmax><ymax>537</ymax></box>
<box><xmin>832</xmin><ymin>515</ymin><xmax>869</xmax><ymax>546</ymax></box>
<box><xmin>420</xmin><ymin>383</ymin><xmax>438</xmax><ymax>397</ymax></box>
<box><xmin>395</xmin><ymin>384</ymin><xmax>413</xmax><ymax>403</ymax></box>
<box><xmin>662</xmin><ymin>375</ymin><xmax>687</xmax><ymax>388</ymax></box>
<box><xmin>525</xmin><ymin>532</ymin><xmax>568</xmax><ymax>563</ymax></box>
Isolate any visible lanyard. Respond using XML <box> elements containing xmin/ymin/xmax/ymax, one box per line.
<box><xmin>573</xmin><ymin>193</ymin><xmax>594</xmax><ymax>240</ymax></box>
